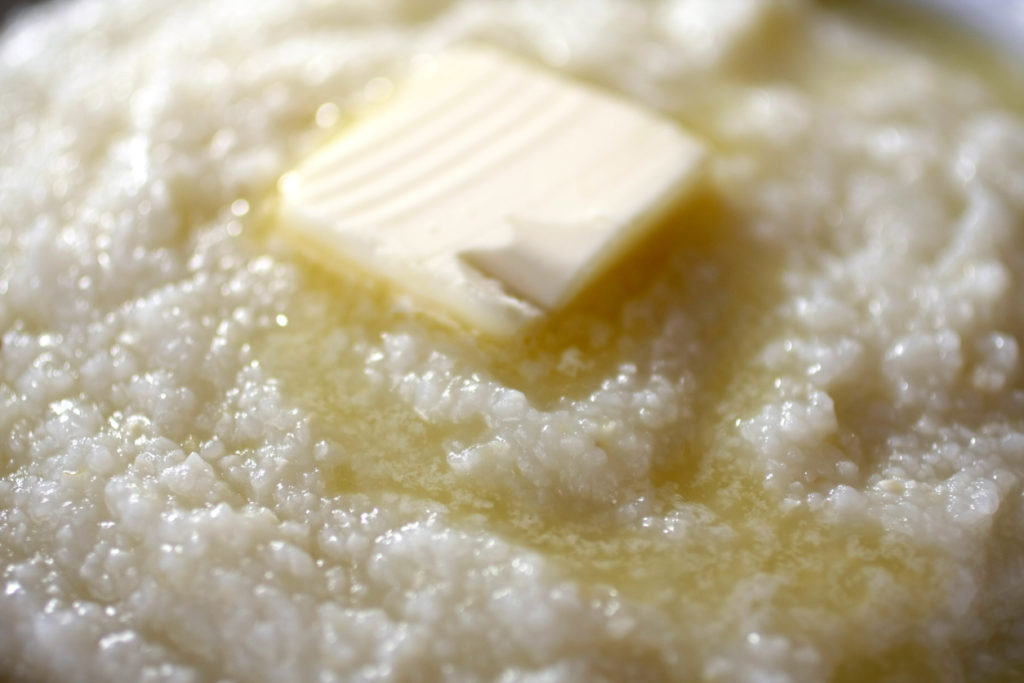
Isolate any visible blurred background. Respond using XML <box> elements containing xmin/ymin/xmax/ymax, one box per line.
<box><xmin>0</xmin><ymin>0</ymin><xmax>1021</xmax><ymax>60</ymax></box>
<box><xmin>1</xmin><ymin>0</ymin><xmax>42</xmax><ymax>27</ymax></box>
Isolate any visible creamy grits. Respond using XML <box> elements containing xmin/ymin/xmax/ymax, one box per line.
<box><xmin>1</xmin><ymin>1</ymin><xmax>1024</xmax><ymax>682</ymax></box>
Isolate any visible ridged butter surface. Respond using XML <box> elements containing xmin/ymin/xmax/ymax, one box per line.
<box><xmin>277</xmin><ymin>47</ymin><xmax>705</xmax><ymax>335</ymax></box>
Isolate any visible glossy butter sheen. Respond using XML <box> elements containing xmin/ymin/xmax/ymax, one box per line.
<box><xmin>277</xmin><ymin>47</ymin><xmax>705</xmax><ymax>334</ymax></box>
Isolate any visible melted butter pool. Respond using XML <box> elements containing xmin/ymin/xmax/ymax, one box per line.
<box><xmin>254</xmin><ymin>187</ymin><xmax>951</xmax><ymax>677</ymax></box>
<box><xmin>248</xmin><ymin>2</ymin><xmax>1024</xmax><ymax>678</ymax></box>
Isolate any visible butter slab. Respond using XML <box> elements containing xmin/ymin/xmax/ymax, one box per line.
<box><xmin>277</xmin><ymin>47</ymin><xmax>705</xmax><ymax>335</ymax></box>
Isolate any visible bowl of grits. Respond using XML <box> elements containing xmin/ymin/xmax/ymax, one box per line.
<box><xmin>1</xmin><ymin>1</ymin><xmax>1023</xmax><ymax>681</ymax></box>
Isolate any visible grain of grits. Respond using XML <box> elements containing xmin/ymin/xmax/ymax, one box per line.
<box><xmin>2</xmin><ymin>0</ymin><xmax>1024</xmax><ymax>681</ymax></box>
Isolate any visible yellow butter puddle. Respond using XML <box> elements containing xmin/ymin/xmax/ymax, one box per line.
<box><xmin>247</xmin><ymin>4</ymin><xmax>1024</xmax><ymax>676</ymax></box>
<box><xmin>253</xmin><ymin>188</ymin><xmax>953</xmax><ymax>679</ymax></box>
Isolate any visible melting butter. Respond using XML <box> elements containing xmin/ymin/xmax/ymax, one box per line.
<box><xmin>276</xmin><ymin>46</ymin><xmax>705</xmax><ymax>335</ymax></box>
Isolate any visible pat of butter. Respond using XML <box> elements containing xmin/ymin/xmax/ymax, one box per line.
<box><xmin>277</xmin><ymin>47</ymin><xmax>705</xmax><ymax>335</ymax></box>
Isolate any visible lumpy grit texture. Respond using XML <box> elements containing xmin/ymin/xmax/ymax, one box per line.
<box><xmin>2</xmin><ymin>1</ymin><xmax>1024</xmax><ymax>681</ymax></box>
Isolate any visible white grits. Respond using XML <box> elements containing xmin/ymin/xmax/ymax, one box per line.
<box><xmin>1</xmin><ymin>0</ymin><xmax>1024</xmax><ymax>681</ymax></box>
